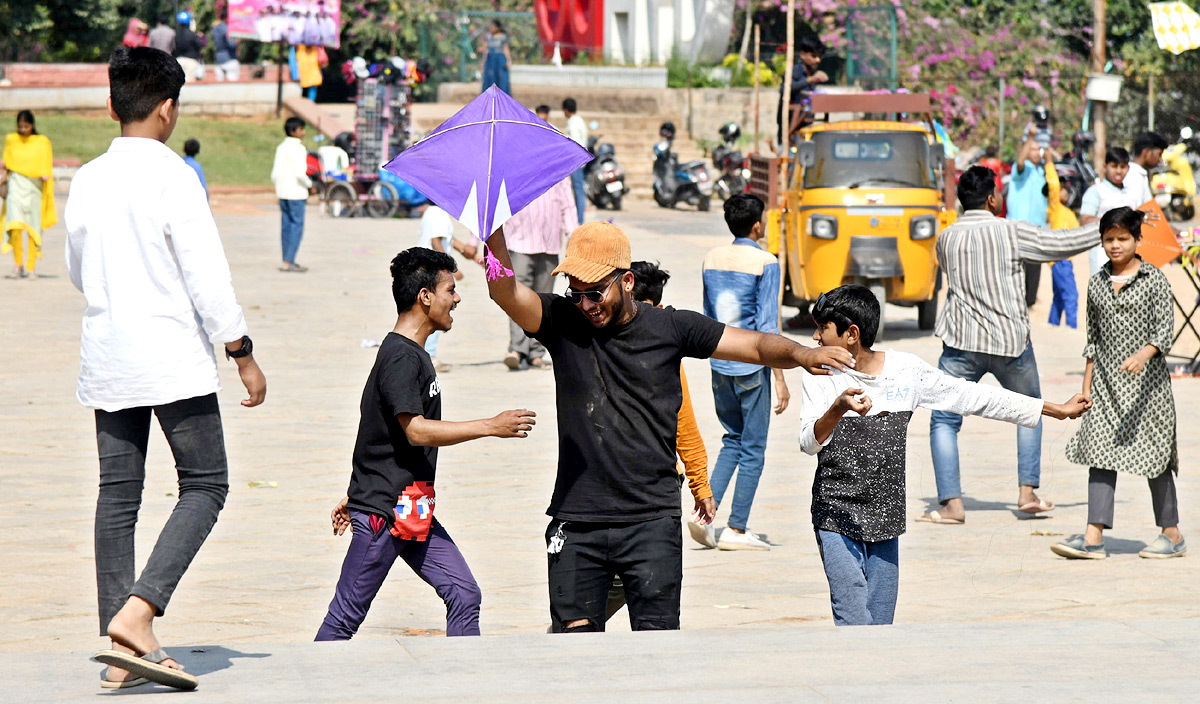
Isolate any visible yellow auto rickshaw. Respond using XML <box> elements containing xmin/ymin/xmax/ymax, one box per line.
<box><xmin>751</xmin><ymin>93</ymin><xmax>957</xmax><ymax>338</ymax></box>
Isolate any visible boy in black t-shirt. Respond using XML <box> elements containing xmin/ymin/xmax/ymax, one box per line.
<box><xmin>315</xmin><ymin>248</ymin><xmax>536</xmax><ymax>639</ymax></box>
<box><xmin>484</xmin><ymin>222</ymin><xmax>854</xmax><ymax>632</ymax></box>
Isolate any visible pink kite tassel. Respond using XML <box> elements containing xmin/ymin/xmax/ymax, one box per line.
<box><xmin>484</xmin><ymin>247</ymin><xmax>514</xmax><ymax>281</ymax></box>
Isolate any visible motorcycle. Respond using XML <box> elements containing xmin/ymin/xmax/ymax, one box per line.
<box><xmin>1052</xmin><ymin>130</ymin><xmax>1099</xmax><ymax>210</ymax></box>
<box><xmin>652</xmin><ymin>121</ymin><xmax>714</xmax><ymax>211</ymax></box>
<box><xmin>1151</xmin><ymin>133</ymin><xmax>1197</xmax><ymax>221</ymax></box>
<box><xmin>583</xmin><ymin>134</ymin><xmax>627</xmax><ymax>210</ymax></box>
<box><xmin>711</xmin><ymin>121</ymin><xmax>750</xmax><ymax>201</ymax></box>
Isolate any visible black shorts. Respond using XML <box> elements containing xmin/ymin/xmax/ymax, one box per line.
<box><xmin>545</xmin><ymin>516</ymin><xmax>682</xmax><ymax>632</ymax></box>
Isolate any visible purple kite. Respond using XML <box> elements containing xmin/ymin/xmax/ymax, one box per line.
<box><xmin>383</xmin><ymin>85</ymin><xmax>592</xmax><ymax>245</ymax></box>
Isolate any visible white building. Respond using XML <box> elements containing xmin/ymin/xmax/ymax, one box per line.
<box><xmin>604</xmin><ymin>0</ymin><xmax>735</xmax><ymax>65</ymax></box>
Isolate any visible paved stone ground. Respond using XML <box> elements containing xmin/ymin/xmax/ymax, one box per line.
<box><xmin>2</xmin><ymin>197</ymin><xmax>1198</xmax><ymax>699</ymax></box>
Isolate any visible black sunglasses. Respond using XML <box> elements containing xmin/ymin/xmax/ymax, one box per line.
<box><xmin>565</xmin><ymin>274</ymin><xmax>620</xmax><ymax>305</ymax></box>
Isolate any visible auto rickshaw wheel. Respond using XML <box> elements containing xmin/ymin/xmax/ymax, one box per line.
<box><xmin>918</xmin><ymin>296</ymin><xmax>938</xmax><ymax>330</ymax></box>
<box><xmin>868</xmin><ymin>282</ymin><xmax>886</xmax><ymax>341</ymax></box>
<box><xmin>698</xmin><ymin>196</ymin><xmax>711</xmax><ymax>212</ymax></box>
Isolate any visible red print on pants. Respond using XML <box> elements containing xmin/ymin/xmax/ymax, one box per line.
<box><xmin>391</xmin><ymin>481</ymin><xmax>436</xmax><ymax>541</ymax></box>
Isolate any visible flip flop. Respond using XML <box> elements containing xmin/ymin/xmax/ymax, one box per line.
<box><xmin>1018</xmin><ymin>499</ymin><xmax>1055</xmax><ymax>514</ymax></box>
<box><xmin>915</xmin><ymin>510</ymin><xmax>965</xmax><ymax>525</ymax></box>
<box><xmin>100</xmin><ymin>668</ymin><xmax>149</xmax><ymax>689</ymax></box>
<box><xmin>93</xmin><ymin>649</ymin><xmax>198</xmax><ymax>691</ymax></box>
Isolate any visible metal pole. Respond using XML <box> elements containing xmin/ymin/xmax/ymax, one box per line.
<box><xmin>889</xmin><ymin>6</ymin><xmax>898</xmax><ymax>91</ymax></box>
<box><xmin>276</xmin><ymin>40</ymin><xmax>285</xmax><ymax>116</ymax></box>
<box><xmin>1149</xmin><ymin>73</ymin><xmax>1156</xmax><ymax>132</ymax></box>
<box><xmin>998</xmin><ymin>77</ymin><xmax>1005</xmax><ymax>149</ymax></box>
<box><xmin>753</xmin><ymin>24</ymin><xmax>761</xmax><ymax>154</ymax></box>
<box><xmin>1092</xmin><ymin>0</ymin><xmax>1107</xmax><ymax>174</ymax></box>
<box><xmin>780</xmin><ymin>0</ymin><xmax>795</xmax><ymax>157</ymax></box>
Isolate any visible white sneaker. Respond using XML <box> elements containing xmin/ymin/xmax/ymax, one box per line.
<box><xmin>717</xmin><ymin>528</ymin><xmax>771</xmax><ymax>551</ymax></box>
<box><xmin>687</xmin><ymin>522</ymin><xmax>716</xmax><ymax>548</ymax></box>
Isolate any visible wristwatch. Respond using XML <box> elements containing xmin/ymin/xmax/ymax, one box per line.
<box><xmin>225</xmin><ymin>335</ymin><xmax>253</xmax><ymax>360</ymax></box>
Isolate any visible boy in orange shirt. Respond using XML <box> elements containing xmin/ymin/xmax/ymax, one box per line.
<box><xmin>1044</xmin><ymin>158</ymin><xmax>1079</xmax><ymax>328</ymax></box>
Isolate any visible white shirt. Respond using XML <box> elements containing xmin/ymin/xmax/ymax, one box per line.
<box><xmin>65</xmin><ymin>137</ymin><xmax>249</xmax><ymax>412</ymax></box>
<box><xmin>565</xmin><ymin>114</ymin><xmax>588</xmax><ymax>149</ymax></box>
<box><xmin>1126</xmin><ymin>162</ymin><xmax>1154</xmax><ymax>209</ymax></box>
<box><xmin>798</xmin><ymin>350</ymin><xmax>1042</xmax><ymax>454</ymax></box>
<box><xmin>418</xmin><ymin>206</ymin><xmax>455</xmax><ymax>249</ymax></box>
<box><xmin>316</xmin><ymin>145</ymin><xmax>349</xmax><ymax>176</ymax></box>
<box><xmin>271</xmin><ymin>136</ymin><xmax>312</xmax><ymax>200</ymax></box>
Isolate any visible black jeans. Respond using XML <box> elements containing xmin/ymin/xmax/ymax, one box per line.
<box><xmin>94</xmin><ymin>394</ymin><xmax>229</xmax><ymax>635</ymax></box>
<box><xmin>546</xmin><ymin>516</ymin><xmax>682</xmax><ymax>632</ymax></box>
<box><xmin>1087</xmin><ymin>467</ymin><xmax>1180</xmax><ymax>529</ymax></box>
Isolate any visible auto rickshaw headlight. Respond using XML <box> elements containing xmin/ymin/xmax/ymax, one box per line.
<box><xmin>910</xmin><ymin>216</ymin><xmax>937</xmax><ymax>240</ymax></box>
<box><xmin>809</xmin><ymin>215</ymin><xmax>837</xmax><ymax>240</ymax></box>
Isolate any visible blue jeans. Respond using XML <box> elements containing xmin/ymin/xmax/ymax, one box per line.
<box><xmin>816</xmin><ymin>530</ymin><xmax>899</xmax><ymax>626</ymax></box>
<box><xmin>1048</xmin><ymin>260</ymin><xmax>1078</xmax><ymax>328</ymax></box>
<box><xmin>570</xmin><ymin>167</ymin><xmax>586</xmax><ymax>225</ymax></box>
<box><xmin>710</xmin><ymin>367</ymin><xmax>772</xmax><ymax>531</ymax></box>
<box><xmin>929</xmin><ymin>343</ymin><xmax>1043</xmax><ymax>504</ymax></box>
<box><xmin>280</xmin><ymin>199</ymin><xmax>306</xmax><ymax>265</ymax></box>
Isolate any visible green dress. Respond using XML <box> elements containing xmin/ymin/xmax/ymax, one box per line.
<box><xmin>1065</xmin><ymin>258</ymin><xmax>1177</xmax><ymax>477</ymax></box>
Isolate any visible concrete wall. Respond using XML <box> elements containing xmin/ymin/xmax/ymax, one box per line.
<box><xmin>0</xmin><ymin>82</ymin><xmax>300</xmax><ymax>114</ymax></box>
<box><xmin>510</xmin><ymin>65</ymin><xmax>667</xmax><ymax>89</ymax></box>
<box><xmin>603</xmin><ymin>0</ymin><xmax>735</xmax><ymax>65</ymax></box>
<box><xmin>438</xmin><ymin>82</ymin><xmax>781</xmax><ymax>143</ymax></box>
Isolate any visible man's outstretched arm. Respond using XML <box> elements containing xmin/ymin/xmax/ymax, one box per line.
<box><xmin>712</xmin><ymin>327</ymin><xmax>854</xmax><ymax>376</ymax></box>
<box><xmin>485</xmin><ymin>226</ymin><xmax>544</xmax><ymax>333</ymax></box>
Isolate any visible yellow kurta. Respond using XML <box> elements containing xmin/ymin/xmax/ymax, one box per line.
<box><xmin>296</xmin><ymin>45</ymin><xmax>323</xmax><ymax>89</ymax></box>
<box><xmin>1</xmin><ymin>132</ymin><xmax>57</xmax><ymax>267</ymax></box>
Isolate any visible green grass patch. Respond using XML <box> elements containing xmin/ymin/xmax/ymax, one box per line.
<box><xmin>4</xmin><ymin>112</ymin><xmax>322</xmax><ymax>188</ymax></box>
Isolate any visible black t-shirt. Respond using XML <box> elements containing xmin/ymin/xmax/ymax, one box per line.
<box><xmin>347</xmin><ymin>333</ymin><xmax>441</xmax><ymax>540</ymax></box>
<box><xmin>174</xmin><ymin>27</ymin><xmax>202</xmax><ymax>60</ymax></box>
<box><xmin>531</xmin><ymin>294</ymin><xmax>725</xmax><ymax>521</ymax></box>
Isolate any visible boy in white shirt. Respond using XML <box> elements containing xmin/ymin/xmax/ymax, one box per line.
<box><xmin>66</xmin><ymin>46</ymin><xmax>266</xmax><ymax>690</ymax></box>
<box><xmin>271</xmin><ymin>117</ymin><xmax>312</xmax><ymax>272</ymax></box>
<box><xmin>799</xmin><ymin>285</ymin><xmax>1088</xmax><ymax>626</ymax></box>
<box><xmin>417</xmin><ymin>203</ymin><xmax>478</xmax><ymax>371</ymax></box>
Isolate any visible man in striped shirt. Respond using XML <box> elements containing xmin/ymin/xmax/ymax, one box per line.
<box><xmin>921</xmin><ymin>166</ymin><xmax>1099</xmax><ymax>525</ymax></box>
<box><xmin>501</xmin><ymin>164</ymin><xmax>578</xmax><ymax>371</ymax></box>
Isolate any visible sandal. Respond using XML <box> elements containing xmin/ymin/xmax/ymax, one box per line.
<box><xmin>278</xmin><ymin>263</ymin><xmax>309</xmax><ymax>273</ymax></box>
<box><xmin>100</xmin><ymin>668</ymin><xmax>149</xmax><ymax>689</ymax></box>
<box><xmin>93</xmin><ymin>648</ymin><xmax>199</xmax><ymax>691</ymax></box>
<box><xmin>915</xmin><ymin>510</ymin><xmax>964</xmax><ymax>525</ymax></box>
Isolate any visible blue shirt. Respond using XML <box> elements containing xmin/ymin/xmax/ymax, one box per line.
<box><xmin>702</xmin><ymin>237</ymin><xmax>781</xmax><ymax>376</ymax></box>
<box><xmin>1006</xmin><ymin>160</ymin><xmax>1047</xmax><ymax>226</ymax></box>
<box><xmin>183</xmin><ymin>155</ymin><xmax>207</xmax><ymax>196</ymax></box>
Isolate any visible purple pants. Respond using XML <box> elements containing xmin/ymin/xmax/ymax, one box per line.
<box><xmin>315</xmin><ymin>510</ymin><xmax>481</xmax><ymax>639</ymax></box>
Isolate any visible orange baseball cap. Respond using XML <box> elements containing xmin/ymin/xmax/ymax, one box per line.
<box><xmin>551</xmin><ymin>222</ymin><xmax>632</xmax><ymax>283</ymax></box>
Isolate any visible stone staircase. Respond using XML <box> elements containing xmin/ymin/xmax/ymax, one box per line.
<box><xmin>408</xmin><ymin>102</ymin><xmax>710</xmax><ymax>199</ymax></box>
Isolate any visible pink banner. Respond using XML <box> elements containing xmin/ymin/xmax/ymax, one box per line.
<box><xmin>227</xmin><ymin>0</ymin><xmax>341</xmax><ymax>48</ymax></box>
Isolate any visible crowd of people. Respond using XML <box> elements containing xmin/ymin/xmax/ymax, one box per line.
<box><xmin>0</xmin><ymin>35</ymin><xmax>1186</xmax><ymax>692</ymax></box>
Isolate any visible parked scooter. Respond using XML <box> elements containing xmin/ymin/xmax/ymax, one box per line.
<box><xmin>1052</xmin><ymin>130</ymin><xmax>1099</xmax><ymax>210</ymax></box>
<box><xmin>1151</xmin><ymin>127</ymin><xmax>1197</xmax><ymax>221</ymax></box>
<box><xmin>711</xmin><ymin>121</ymin><xmax>749</xmax><ymax>201</ymax></box>
<box><xmin>583</xmin><ymin>133</ymin><xmax>628</xmax><ymax>210</ymax></box>
<box><xmin>652</xmin><ymin>121</ymin><xmax>714</xmax><ymax>211</ymax></box>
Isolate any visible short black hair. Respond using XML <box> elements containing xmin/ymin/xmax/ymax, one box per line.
<box><xmin>390</xmin><ymin>247</ymin><xmax>458</xmax><ymax>314</ymax></box>
<box><xmin>630</xmin><ymin>260</ymin><xmax>670</xmax><ymax>305</ymax></box>
<box><xmin>957</xmin><ymin>165</ymin><xmax>996</xmax><ymax>210</ymax></box>
<box><xmin>562</xmin><ymin>98</ymin><xmax>577</xmax><ymax>113</ymax></box>
<box><xmin>535</xmin><ymin>104</ymin><xmax>551</xmax><ymax>115</ymax></box>
<box><xmin>284</xmin><ymin>117</ymin><xmax>306</xmax><ymax>136</ymax></box>
<box><xmin>16</xmin><ymin>110</ymin><xmax>36</xmax><ymax>134</ymax></box>
<box><xmin>1099</xmin><ymin>206</ymin><xmax>1145</xmax><ymax>241</ymax></box>
<box><xmin>724</xmin><ymin>193</ymin><xmax>764</xmax><ymax>238</ymax></box>
<box><xmin>813</xmin><ymin>284</ymin><xmax>880</xmax><ymax>349</ymax></box>
<box><xmin>1105</xmin><ymin>147</ymin><xmax>1130</xmax><ymax>165</ymax></box>
<box><xmin>184</xmin><ymin>138</ymin><xmax>200</xmax><ymax>156</ymax></box>
<box><xmin>797</xmin><ymin>35</ymin><xmax>825</xmax><ymax>56</ymax></box>
<box><xmin>108</xmin><ymin>46</ymin><xmax>185</xmax><ymax>124</ymax></box>
<box><xmin>1131</xmin><ymin>132</ymin><xmax>1168</xmax><ymax>157</ymax></box>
